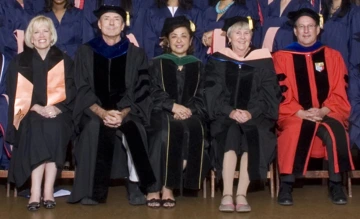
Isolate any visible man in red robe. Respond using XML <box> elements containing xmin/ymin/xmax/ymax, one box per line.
<box><xmin>273</xmin><ymin>8</ymin><xmax>354</xmax><ymax>206</ymax></box>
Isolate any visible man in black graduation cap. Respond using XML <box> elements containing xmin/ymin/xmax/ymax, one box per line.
<box><xmin>68</xmin><ymin>5</ymin><xmax>155</xmax><ymax>206</ymax></box>
<box><xmin>273</xmin><ymin>8</ymin><xmax>353</xmax><ymax>206</ymax></box>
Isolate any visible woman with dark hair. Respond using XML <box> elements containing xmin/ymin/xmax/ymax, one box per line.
<box><xmin>143</xmin><ymin>0</ymin><xmax>204</xmax><ymax>60</ymax></box>
<box><xmin>82</xmin><ymin>0</ymin><xmax>149</xmax><ymax>45</ymax></box>
<box><xmin>41</xmin><ymin>0</ymin><xmax>89</xmax><ymax>59</ymax></box>
<box><xmin>145</xmin><ymin>16</ymin><xmax>210</xmax><ymax>209</ymax></box>
<box><xmin>320</xmin><ymin>0</ymin><xmax>360</xmax><ymax>151</ymax></box>
<box><xmin>202</xmin><ymin>0</ymin><xmax>255</xmax><ymax>56</ymax></box>
<box><xmin>260</xmin><ymin>0</ymin><xmax>313</xmax><ymax>52</ymax></box>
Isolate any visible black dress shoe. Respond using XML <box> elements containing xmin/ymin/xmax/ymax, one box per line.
<box><xmin>27</xmin><ymin>202</ymin><xmax>40</xmax><ymax>211</ymax></box>
<box><xmin>277</xmin><ymin>183</ymin><xmax>293</xmax><ymax>206</ymax></box>
<box><xmin>126</xmin><ymin>180</ymin><xmax>146</xmax><ymax>205</ymax></box>
<box><xmin>81</xmin><ymin>197</ymin><xmax>99</xmax><ymax>205</ymax></box>
<box><xmin>329</xmin><ymin>182</ymin><xmax>347</xmax><ymax>205</ymax></box>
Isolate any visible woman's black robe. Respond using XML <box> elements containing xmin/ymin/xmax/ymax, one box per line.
<box><xmin>6</xmin><ymin>47</ymin><xmax>76</xmax><ymax>187</ymax></box>
<box><xmin>147</xmin><ymin>55</ymin><xmax>211</xmax><ymax>192</ymax></box>
<box><xmin>204</xmin><ymin>48</ymin><xmax>281</xmax><ymax>180</ymax></box>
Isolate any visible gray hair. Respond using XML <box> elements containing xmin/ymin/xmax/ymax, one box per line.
<box><xmin>226</xmin><ymin>21</ymin><xmax>253</xmax><ymax>38</ymax></box>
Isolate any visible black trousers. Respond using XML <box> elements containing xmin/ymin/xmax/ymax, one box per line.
<box><xmin>281</xmin><ymin>125</ymin><xmax>342</xmax><ymax>183</ymax></box>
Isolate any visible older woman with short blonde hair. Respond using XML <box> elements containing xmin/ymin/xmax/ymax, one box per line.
<box><xmin>6</xmin><ymin>15</ymin><xmax>76</xmax><ymax>211</ymax></box>
<box><xmin>205</xmin><ymin>16</ymin><xmax>280</xmax><ymax>213</ymax></box>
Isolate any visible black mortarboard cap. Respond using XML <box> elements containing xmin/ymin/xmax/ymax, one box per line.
<box><xmin>93</xmin><ymin>5</ymin><xmax>127</xmax><ymax>22</ymax></box>
<box><xmin>161</xmin><ymin>16</ymin><xmax>196</xmax><ymax>37</ymax></box>
<box><xmin>287</xmin><ymin>8</ymin><xmax>320</xmax><ymax>27</ymax></box>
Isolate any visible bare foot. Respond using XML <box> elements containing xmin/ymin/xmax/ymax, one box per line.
<box><xmin>162</xmin><ymin>187</ymin><xmax>175</xmax><ymax>208</ymax></box>
<box><xmin>146</xmin><ymin>192</ymin><xmax>161</xmax><ymax>208</ymax></box>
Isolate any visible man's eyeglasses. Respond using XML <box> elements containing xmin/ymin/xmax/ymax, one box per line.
<box><xmin>296</xmin><ymin>24</ymin><xmax>317</xmax><ymax>30</ymax></box>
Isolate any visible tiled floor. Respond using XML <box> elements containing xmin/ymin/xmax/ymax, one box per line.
<box><xmin>0</xmin><ymin>183</ymin><xmax>359</xmax><ymax>219</ymax></box>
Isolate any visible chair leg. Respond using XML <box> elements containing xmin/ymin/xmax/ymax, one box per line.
<box><xmin>6</xmin><ymin>183</ymin><xmax>10</xmax><ymax>197</ymax></box>
<box><xmin>203</xmin><ymin>178</ymin><xmax>207</xmax><ymax>198</ymax></box>
<box><xmin>270</xmin><ymin>162</ymin><xmax>275</xmax><ymax>198</ymax></box>
<box><xmin>14</xmin><ymin>187</ymin><xmax>17</xmax><ymax>197</ymax></box>
<box><xmin>347</xmin><ymin>171</ymin><xmax>352</xmax><ymax>198</ymax></box>
<box><xmin>276</xmin><ymin>163</ymin><xmax>280</xmax><ymax>198</ymax></box>
<box><xmin>211</xmin><ymin>170</ymin><xmax>215</xmax><ymax>198</ymax></box>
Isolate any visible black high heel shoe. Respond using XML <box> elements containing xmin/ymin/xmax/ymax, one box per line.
<box><xmin>43</xmin><ymin>200</ymin><xmax>56</xmax><ymax>209</ymax></box>
<box><xmin>27</xmin><ymin>202</ymin><xmax>40</xmax><ymax>211</ymax></box>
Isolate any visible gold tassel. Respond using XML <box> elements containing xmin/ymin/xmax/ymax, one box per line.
<box><xmin>247</xmin><ymin>16</ymin><xmax>253</xmax><ymax>30</ymax></box>
<box><xmin>319</xmin><ymin>14</ymin><xmax>323</xmax><ymax>29</ymax></box>
<box><xmin>190</xmin><ymin>20</ymin><xmax>196</xmax><ymax>32</ymax></box>
<box><xmin>126</xmin><ymin>11</ymin><xmax>130</xmax><ymax>27</ymax></box>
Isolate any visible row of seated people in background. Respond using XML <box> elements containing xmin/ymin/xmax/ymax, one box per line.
<box><xmin>0</xmin><ymin>2</ymin><xmax>357</xmax><ymax>214</ymax></box>
<box><xmin>1</xmin><ymin>0</ymin><xmax>360</xmax><ymax>67</ymax></box>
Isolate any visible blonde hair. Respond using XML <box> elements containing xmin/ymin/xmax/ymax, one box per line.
<box><xmin>226</xmin><ymin>21</ymin><xmax>253</xmax><ymax>38</ymax></box>
<box><xmin>25</xmin><ymin>15</ymin><xmax>58</xmax><ymax>49</ymax></box>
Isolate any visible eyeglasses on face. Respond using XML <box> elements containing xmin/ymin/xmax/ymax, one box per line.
<box><xmin>296</xmin><ymin>24</ymin><xmax>317</xmax><ymax>30</ymax></box>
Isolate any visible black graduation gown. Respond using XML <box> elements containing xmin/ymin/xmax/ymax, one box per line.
<box><xmin>6</xmin><ymin>47</ymin><xmax>75</xmax><ymax>188</ymax></box>
<box><xmin>147</xmin><ymin>57</ymin><xmax>211</xmax><ymax>192</ymax></box>
<box><xmin>69</xmin><ymin>38</ymin><xmax>155</xmax><ymax>203</ymax></box>
<box><xmin>204</xmin><ymin>49</ymin><xmax>281</xmax><ymax>181</ymax></box>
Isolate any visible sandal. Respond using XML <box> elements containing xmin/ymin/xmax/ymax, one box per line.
<box><xmin>219</xmin><ymin>194</ymin><xmax>235</xmax><ymax>212</ymax></box>
<box><xmin>161</xmin><ymin>199</ymin><xmax>176</xmax><ymax>208</ymax></box>
<box><xmin>235</xmin><ymin>194</ymin><xmax>251</xmax><ymax>213</ymax></box>
<box><xmin>27</xmin><ymin>202</ymin><xmax>40</xmax><ymax>211</ymax></box>
<box><xmin>43</xmin><ymin>200</ymin><xmax>56</xmax><ymax>209</ymax></box>
<box><xmin>146</xmin><ymin>198</ymin><xmax>161</xmax><ymax>208</ymax></box>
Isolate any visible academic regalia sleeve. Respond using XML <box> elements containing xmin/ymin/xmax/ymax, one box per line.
<box><xmin>72</xmin><ymin>45</ymin><xmax>99</xmax><ymax>127</ymax></box>
<box><xmin>0</xmin><ymin>55</ymin><xmax>7</xmax><ymax>94</ymax></box>
<box><xmin>117</xmin><ymin>45</ymin><xmax>152</xmax><ymax>125</ymax></box>
<box><xmin>322</xmin><ymin>50</ymin><xmax>350</xmax><ymax>122</ymax></box>
<box><xmin>248</xmin><ymin>67</ymin><xmax>280</xmax><ymax>120</ymax></box>
<box><xmin>204</xmin><ymin>57</ymin><xmax>233</xmax><ymax>120</ymax></box>
<box><xmin>148</xmin><ymin>59</ymin><xmax>175</xmax><ymax>112</ymax></box>
<box><xmin>188</xmin><ymin>7</ymin><xmax>207</xmax><ymax>60</ymax></box>
<box><xmin>81</xmin><ymin>1</ymin><xmax>96</xmax><ymax>43</ymax></box>
<box><xmin>5</xmin><ymin>58</ymin><xmax>18</xmax><ymax>144</ymax></box>
<box><xmin>348</xmin><ymin>9</ymin><xmax>360</xmax><ymax>130</ymax></box>
<box><xmin>273</xmin><ymin>52</ymin><xmax>303</xmax><ymax>119</ymax></box>
<box><xmin>186</xmin><ymin>62</ymin><xmax>208</xmax><ymax>120</ymax></box>
<box><xmin>349</xmin><ymin>7</ymin><xmax>360</xmax><ymax>78</ymax></box>
<box><xmin>54</xmin><ymin>55</ymin><xmax>76</xmax><ymax>113</ymax></box>
<box><xmin>143</xmin><ymin>8</ymin><xmax>159</xmax><ymax>59</ymax></box>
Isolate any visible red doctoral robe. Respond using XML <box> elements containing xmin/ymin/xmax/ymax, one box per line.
<box><xmin>273</xmin><ymin>42</ymin><xmax>354</xmax><ymax>175</ymax></box>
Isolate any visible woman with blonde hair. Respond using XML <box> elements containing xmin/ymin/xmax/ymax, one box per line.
<box><xmin>6</xmin><ymin>15</ymin><xmax>76</xmax><ymax>211</ymax></box>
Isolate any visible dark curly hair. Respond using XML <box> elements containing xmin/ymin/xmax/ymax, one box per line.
<box><xmin>208</xmin><ymin>0</ymin><xmax>246</xmax><ymax>6</ymax></box>
<box><xmin>44</xmin><ymin>0</ymin><xmax>74</xmax><ymax>12</ymax></box>
<box><xmin>322</xmin><ymin>0</ymin><xmax>351</xmax><ymax>21</ymax></box>
<box><xmin>162</xmin><ymin>23</ymin><xmax>195</xmax><ymax>55</ymax></box>
<box><xmin>156</xmin><ymin>0</ymin><xmax>193</xmax><ymax>10</ymax></box>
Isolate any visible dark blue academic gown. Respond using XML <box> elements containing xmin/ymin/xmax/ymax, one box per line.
<box><xmin>325</xmin><ymin>6</ymin><xmax>360</xmax><ymax>149</ymax></box>
<box><xmin>82</xmin><ymin>0</ymin><xmax>145</xmax><ymax>44</ymax></box>
<box><xmin>193</xmin><ymin>0</ymin><xmax>209</xmax><ymax>10</ymax></box>
<box><xmin>0</xmin><ymin>54</ymin><xmax>10</xmax><ymax>169</ymax></box>
<box><xmin>0</xmin><ymin>2</ymin><xmax>26</xmax><ymax>60</ymax></box>
<box><xmin>261</xmin><ymin>0</ymin><xmax>312</xmax><ymax>52</ymax></box>
<box><xmin>42</xmin><ymin>8</ymin><xmax>87</xmax><ymax>59</ymax></box>
<box><xmin>143</xmin><ymin>5</ymin><xmax>204</xmax><ymax>60</ymax></box>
